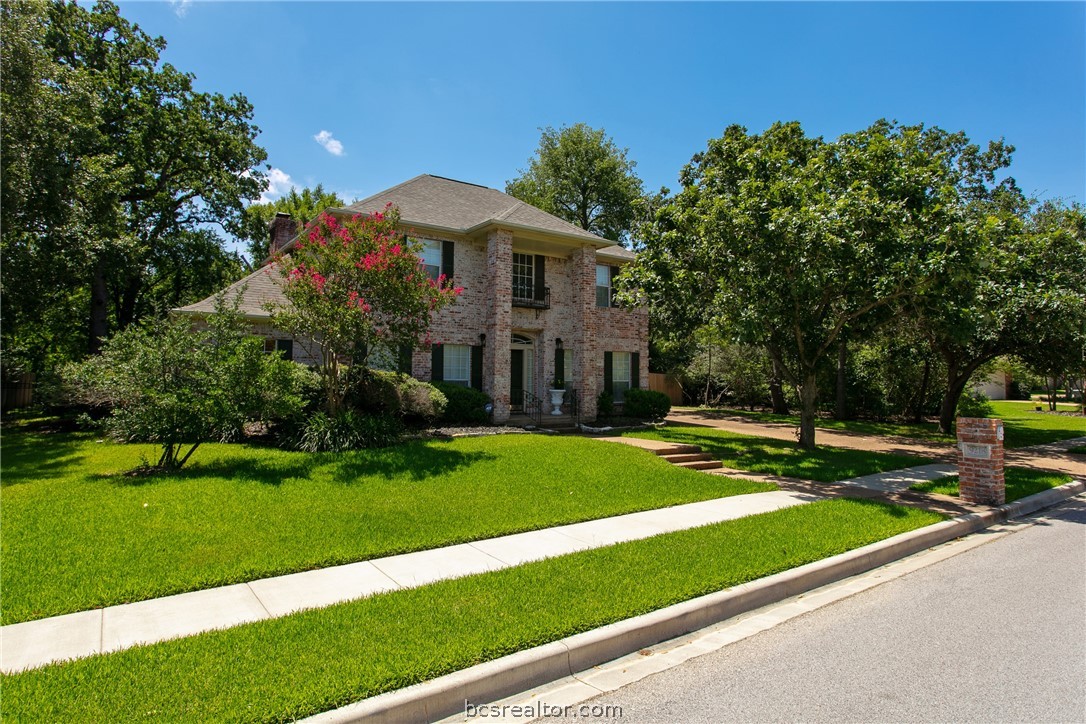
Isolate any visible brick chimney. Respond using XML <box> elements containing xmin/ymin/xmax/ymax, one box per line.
<box><xmin>268</xmin><ymin>212</ymin><xmax>297</xmax><ymax>259</ymax></box>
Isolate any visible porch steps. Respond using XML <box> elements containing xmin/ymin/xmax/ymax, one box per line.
<box><xmin>654</xmin><ymin>446</ymin><xmax>724</xmax><ymax>471</ymax></box>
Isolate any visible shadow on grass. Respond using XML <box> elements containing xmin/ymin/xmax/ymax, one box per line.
<box><xmin>100</xmin><ymin>439</ymin><xmax>497</xmax><ymax>486</ymax></box>
<box><xmin>1000</xmin><ymin>419</ymin><xmax>1086</xmax><ymax>449</ymax></box>
<box><xmin>842</xmin><ymin>496</ymin><xmax>913</xmax><ymax>517</ymax></box>
<box><xmin>643</xmin><ymin>426</ymin><xmax>925</xmax><ymax>482</ymax></box>
<box><xmin>328</xmin><ymin>442</ymin><xmax>496</xmax><ymax>483</ymax></box>
<box><xmin>0</xmin><ymin>432</ymin><xmax>90</xmax><ymax>488</ymax></box>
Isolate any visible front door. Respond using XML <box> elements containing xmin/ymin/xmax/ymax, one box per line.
<box><xmin>509</xmin><ymin>334</ymin><xmax>535</xmax><ymax>412</ymax></box>
<box><xmin>510</xmin><ymin>348</ymin><xmax>524</xmax><ymax>411</ymax></box>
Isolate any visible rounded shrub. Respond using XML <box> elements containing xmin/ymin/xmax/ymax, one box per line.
<box><xmin>433</xmin><ymin>382</ymin><xmax>491</xmax><ymax>425</ymax></box>
<box><xmin>346</xmin><ymin>369</ymin><xmax>446</xmax><ymax>425</ymax></box>
<box><xmin>956</xmin><ymin>390</ymin><xmax>995</xmax><ymax>419</ymax></box>
<box><xmin>622</xmin><ymin>388</ymin><xmax>672</xmax><ymax>420</ymax></box>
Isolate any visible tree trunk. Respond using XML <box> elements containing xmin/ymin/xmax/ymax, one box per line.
<box><xmin>938</xmin><ymin>363</ymin><xmax>971</xmax><ymax>435</ymax></box>
<box><xmin>1046</xmin><ymin>376</ymin><xmax>1057</xmax><ymax>411</ymax></box>
<box><xmin>798</xmin><ymin>373</ymin><xmax>819</xmax><ymax>449</ymax></box>
<box><xmin>834</xmin><ymin>341</ymin><xmax>848</xmax><ymax>420</ymax></box>
<box><xmin>117</xmin><ymin>273</ymin><xmax>143</xmax><ymax>331</ymax></box>
<box><xmin>88</xmin><ymin>262</ymin><xmax>110</xmax><ymax>355</ymax></box>
<box><xmin>703</xmin><ymin>344</ymin><xmax>713</xmax><ymax>407</ymax></box>
<box><xmin>769</xmin><ymin>356</ymin><xmax>789</xmax><ymax>415</ymax></box>
<box><xmin>909</xmin><ymin>360</ymin><xmax>932</xmax><ymax>423</ymax></box>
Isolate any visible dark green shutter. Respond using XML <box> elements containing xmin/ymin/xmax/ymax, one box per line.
<box><xmin>603</xmin><ymin>351</ymin><xmax>613</xmax><ymax>397</ymax></box>
<box><xmin>554</xmin><ymin>346</ymin><xmax>565</xmax><ymax>385</ymax></box>
<box><xmin>441</xmin><ymin>241</ymin><xmax>454</xmax><ymax>281</ymax></box>
<box><xmin>608</xmin><ymin>266</ymin><xmax>618</xmax><ymax>306</ymax></box>
<box><xmin>277</xmin><ymin>339</ymin><xmax>294</xmax><ymax>361</ymax></box>
<box><xmin>398</xmin><ymin>345</ymin><xmax>413</xmax><ymax>375</ymax></box>
<box><xmin>534</xmin><ymin>255</ymin><xmax>546</xmax><ymax>301</ymax></box>
<box><xmin>354</xmin><ymin>342</ymin><xmax>369</xmax><ymax>366</ymax></box>
<box><xmin>631</xmin><ymin>352</ymin><xmax>641</xmax><ymax>389</ymax></box>
<box><xmin>431</xmin><ymin>345</ymin><xmax>444</xmax><ymax>382</ymax></box>
<box><xmin>471</xmin><ymin>345</ymin><xmax>483</xmax><ymax>391</ymax></box>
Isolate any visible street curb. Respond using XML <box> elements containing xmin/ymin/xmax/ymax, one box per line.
<box><xmin>306</xmin><ymin>480</ymin><xmax>1085</xmax><ymax>723</ymax></box>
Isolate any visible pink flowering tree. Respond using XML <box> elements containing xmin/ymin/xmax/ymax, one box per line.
<box><xmin>268</xmin><ymin>205</ymin><xmax>462</xmax><ymax>414</ymax></box>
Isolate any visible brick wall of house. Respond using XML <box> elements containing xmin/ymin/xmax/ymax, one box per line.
<box><xmin>238</xmin><ymin>227</ymin><xmax>648</xmax><ymax>425</ymax></box>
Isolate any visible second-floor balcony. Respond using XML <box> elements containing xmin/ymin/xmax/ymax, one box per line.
<box><xmin>512</xmin><ymin>282</ymin><xmax>550</xmax><ymax>310</ymax></box>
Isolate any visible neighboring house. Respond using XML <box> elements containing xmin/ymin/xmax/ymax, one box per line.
<box><xmin>974</xmin><ymin>370</ymin><xmax>1012</xmax><ymax>401</ymax></box>
<box><xmin>177</xmin><ymin>174</ymin><xmax>648</xmax><ymax>423</ymax></box>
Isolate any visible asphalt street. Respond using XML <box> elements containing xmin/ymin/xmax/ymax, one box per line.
<box><xmin>553</xmin><ymin>497</ymin><xmax>1086</xmax><ymax>723</ymax></box>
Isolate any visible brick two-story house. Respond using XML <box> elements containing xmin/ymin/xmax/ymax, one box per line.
<box><xmin>177</xmin><ymin>174</ymin><xmax>648</xmax><ymax>423</ymax></box>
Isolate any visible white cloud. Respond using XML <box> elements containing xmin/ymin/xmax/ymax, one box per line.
<box><xmin>169</xmin><ymin>0</ymin><xmax>192</xmax><ymax>18</ymax></box>
<box><xmin>314</xmin><ymin>130</ymin><xmax>345</xmax><ymax>156</ymax></box>
<box><xmin>258</xmin><ymin>167</ymin><xmax>294</xmax><ymax>203</ymax></box>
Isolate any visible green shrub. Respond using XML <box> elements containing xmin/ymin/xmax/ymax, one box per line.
<box><xmin>346</xmin><ymin>369</ymin><xmax>446</xmax><ymax>424</ymax></box>
<box><xmin>597</xmin><ymin>391</ymin><xmax>614</xmax><ymax>417</ymax></box>
<box><xmin>62</xmin><ymin>295</ymin><xmax>307</xmax><ymax>469</ymax></box>
<box><xmin>291</xmin><ymin>410</ymin><xmax>403</xmax><ymax>452</ymax></box>
<box><xmin>623</xmin><ymin>388</ymin><xmax>671</xmax><ymax>420</ymax></box>
<box><xmin>433</xmin><ymin>382</ymin><xmax>491</xmax><ymax>425</ymax></box>
<box><xmin>956</xmin><ymin>389</ymin><xmax>995</xmax><ymax>419</ymax></box>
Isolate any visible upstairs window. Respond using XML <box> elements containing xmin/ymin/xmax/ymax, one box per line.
<box><xmin>512</xmin><ymin>253</ymin><xmax>534</xmax><ymax>302</ymax></box>
<box><xmin>415</xmin><ymin>238</ymin><xmax>455</xmax><ymax>284</ymax></box>
<box><xmin>596</xmin><ymin>264</ymin><xmax>617</xmax><ymax>307</ymax></box>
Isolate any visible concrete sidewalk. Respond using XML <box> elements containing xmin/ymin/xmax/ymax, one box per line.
<box><xmin>0</xmin><ymin>488</ymin><xmax>821</xmax><ymax>674</ymax></box>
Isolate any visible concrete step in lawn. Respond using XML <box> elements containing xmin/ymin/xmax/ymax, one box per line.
<box><xmin>596</xmin><ymin>437</ymin><xmax>726</xmax><ymax>472</ymax></box>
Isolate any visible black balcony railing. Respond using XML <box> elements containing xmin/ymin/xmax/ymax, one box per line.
<box><xmin>512</xmin><ymin>286</ymin><xmax>550</xmax><ymax>310</ymax></box>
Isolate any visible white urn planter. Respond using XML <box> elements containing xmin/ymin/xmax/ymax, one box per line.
<box><xmin>549</xmin><ymin>388</ymin><xmax>566</xmax><ymax>415</ymax></box>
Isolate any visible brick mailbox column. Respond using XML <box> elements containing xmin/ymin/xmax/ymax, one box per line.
<box><xmin>956</xmin><ymin>417</ymin><xmax>1006</xmax><ymax>506</ymax></box>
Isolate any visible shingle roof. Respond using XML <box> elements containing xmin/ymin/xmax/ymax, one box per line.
<box><xmin>175</xmin><ymin>264</ymin><xmax>286</xmax><ymax>317</ymax></box>
<box><xmin>341</xmin><ymin>174</ymin><xmax>612</xmax><ymax>245</ymax></box>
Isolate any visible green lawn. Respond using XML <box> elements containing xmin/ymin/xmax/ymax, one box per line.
<box><xmin>1068</xmin><ymin>445</ymin><xmax>1086</xmax><ymax>455</ymax></box>
<box><xmin>0</xmin><ymin>431</ymin><xmax>774</xmax><ymax>624</ymax></box>
<box><xmin>909</xmin><ymin>468</ymin><xmax>1074</xmax><ymax>502</ymax></box>
<box><xmin>987</xmin><ymin>401</ymin><xmax>1085</xmax><ymax>448</ymax></box>
<box><xmin>684</xmin><ymin>400</ymin><xmax>1084</xmax><ymax>449</ymax></box>
<box><xmin>691</xmin><ymin>406</ymin><xmax>952</xmax><ymax>442</ymax></box>
<box><xmin>1</xmin><ymin>498</ymin><xmax>943</xmax><ymax>723</ymax></box>
<box><xmin>625</xmin><ymin>425</ymin><xmax>929</xmax><ymax>482</ymax></box>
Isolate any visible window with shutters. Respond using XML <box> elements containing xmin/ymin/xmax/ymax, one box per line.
<box><xmin>612</xmin><ymin>351</ymin><xmax>631</xmax><ymax>403</ymax></box>
<box><xmin>443</xmin><ymin>344</ymin><xmax>471</xmax><ymax>386</ymax></box>
<box><xmin>512</xmin><ymin>253</ymin><xmax>534</xmax><ymax>302</ymax></box>
<box><xmin>263</xmin><ymin>338</ymin><xmax>294</xmax><ymax>361</ymax></box>
<box><xmin>512</xmin><ymin>252</ymin><xmax>549</xmax><ymax>309</ymax></box>
<box><xmin>367</xmin><ymin>344</ymin><xmax>399</xmax><ymax>372</ymax></box>
<box><xmin>596</xmin><ymin>264</ymin><xmax>616</xmax><ymax>307</ymax></box>
<box><xmin>420</xmin><ymin>239</ymin><xmax>443</xmax><ymax>282</ymax></box>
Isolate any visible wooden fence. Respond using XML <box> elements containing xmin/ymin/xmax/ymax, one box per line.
<box><xmin>648</xmin><ymin>372</ymin><xmax>684</xmax><ymax>405</ymax></box>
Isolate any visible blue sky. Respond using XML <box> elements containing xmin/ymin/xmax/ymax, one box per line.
<box><xmin>117</xmin><ymin>1</ymin><xmax>1084</xmax><ymax>222</ymax></box>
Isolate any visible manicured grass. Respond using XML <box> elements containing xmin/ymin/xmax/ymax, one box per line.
<box><xmin>625</xmin><ymin>425</ymin><xmax>929</xmax><ymax>482</ymax></box>
<box><xmin>692</xmin><ymin>406</ymin><xmax>952</xmax><ymax>442</ymax></box>
<box><xmin>1</xmin><ymin>498</ymin><xmax>943</xmax><ymax>723</ymax></box>
<box><xmin>909</xmin><ymin>468</ymin><xmax>1074</xmax><ymax>502</ymax></box>
<box><xmin>987</xmin><ymin>401</ymin><xmax>1085</xmax><ymax>448</ymax></box>
<box><xmin>0</xmin><ymin>431</ymin><xmax>774</xmax><ymax>625</ymax></box>
<box><xmin>1068</xmin><ymin>445</ymin><xmax>1086</xmax><ymax>455</ymax></box>
<box><xmin>681</xmin><ymin>401</ymin><xmax>1085</xmax><ymax>449</ymax></box>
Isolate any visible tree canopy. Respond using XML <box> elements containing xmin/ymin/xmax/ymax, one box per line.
<box><xmin>234</xmin><ymin>185</ymin><xmax>346</xmax><ymax>265</ymax></box>
<box><xmin>506</xmin><ymin>123</ymin><xmax>644</xmax><ymax>244</ymax></box>
<box><xmin>627</xmin><ymin>120</ymin><xmax>1011</xmax><ymax>447</ymax></box>
<box><xmin>1</xmin><ymin>0</ymin><xmax>266</xmax><ymax>375</ymax></box>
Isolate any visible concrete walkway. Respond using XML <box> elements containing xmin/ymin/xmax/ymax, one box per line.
<box><xmin>0</xmin><ymin>489</ymin><xmax>821</xmax><ymax>674</ymax></box>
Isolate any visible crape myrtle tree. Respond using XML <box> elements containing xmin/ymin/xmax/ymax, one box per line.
<box><xmin>506</xmin><ymin>123</ymin><xmax>645</xmax><ymax>244</ymax></box>
<box><xmin>269</xmin><ymin>206</ymin><xmax>462</xmax><ymax>415</ymax></box>
<box><xmin>234</xmin><ymin>185</ymin><xmax>346</xmax><ymax>265</ymax></box>
<box><xmin>625</xmin><ymin>120</ymin><xmax>987</xmax><ymax>448</ymax></box>
<box><xmin>0</xmin><ymin>0</ymin><xmax>266</xmax><ymax>372</ymax></box>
